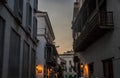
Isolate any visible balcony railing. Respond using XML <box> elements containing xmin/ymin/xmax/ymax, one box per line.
<box><xmin>99</xmin><ymin>12</ymin><xmax>114</xmax><ymax>27</ymax></box>
<box><xmin>74</xmin><ymin>11</ymin><xmax>114</xmax><ymax>52</ymax></box>
<box><xmin>46</xmin><ymin>56</ymin><xmax>57</xmax><ymax>67</ymax></box>
<box><xmin>46</xmin><ymin>43</ymin><xmax>58</xmax><ymax>67</ymax></box>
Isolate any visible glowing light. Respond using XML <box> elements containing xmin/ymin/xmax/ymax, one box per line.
<box><xmin>36</xmin><ymin>65</ymin><xmax>43</xmax><ymax>73</ymax></box>
<box><xmin>55</xmin><ymin>72</ymin><xmax>59</xmax><ymax>78</ymax></box>
<box><xmin>84</xmin><ymin>64</ymin><xmax>89</xmax><ymax>78</ymax></box>
<box><xmin>47</xmin><ymin>68</ymin><xmax>53</xmax><ymax>78</ymax></box>
<box><xmin>80</xmin><ymin>63</ymin><xmax>84</xmax><ymax>68</ymax></box>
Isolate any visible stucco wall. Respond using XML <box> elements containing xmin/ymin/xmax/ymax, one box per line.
<box><xmin>0</xmin><ymin>1</ymin><xmax>37</xmax><ymax>78</ymax></box>
<box><xmin>79</xmin><ymin>0</ymin><xmax>120</xmax><ymax>78</ymax></box>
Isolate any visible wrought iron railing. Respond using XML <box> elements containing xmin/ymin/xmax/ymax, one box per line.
<box><xmin>74</xmin><ymin>11</ymin><xmax>114</xmax><ymax>51</ymax></box>
<box><xmin>99</xmin><ymin>12</ymin><xmax>113</xmax><ymax>27</ymax></box>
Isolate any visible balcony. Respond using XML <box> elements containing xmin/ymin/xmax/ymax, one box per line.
<box><xmin>46</xmin><ymin>43</ymin><xmax>58</xmax><ymax>67</ymax></box>
<box><xmin>73</xmin><ymin>11</ymin><xmax>114</xmax><ymax>52</ymax></box>
<box><xmin>46</xmin><ymin>56</ymin><xmax>57</xmax><ymax>67</ymax></box>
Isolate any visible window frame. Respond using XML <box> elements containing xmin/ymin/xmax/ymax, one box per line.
<box><xmin>22</xmin><ymin>41</ymin><xmax>30</xmax><ymax>78</ymax></box>
<box><xmin>30</xmin><ymin>49</ymin><xmax>36</xmax><ymax>78</ymax></box>
<box><xmin>8</xmin><ymin>29</ymin><xmax>21</xmax><ymax>78</ymax></box>
<box><xmin>26</xmin><ymin>2</ymin><xmax>32</xmax><ymax>27</ymax></box>
<box><xmin>0</xmin><ymin>16</ymin><xmax>5</xmax><ymax>78</ymax></box>
<box><xmin>102</xmin><ymin>58</ymin><xmax>114</xmax><ymax>78</ymax></box>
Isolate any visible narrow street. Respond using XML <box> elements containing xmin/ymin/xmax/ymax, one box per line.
<box><xmin>0</xmin><ymin>0</ymin><xmax>120</xmax><ymax>78</ymax></box>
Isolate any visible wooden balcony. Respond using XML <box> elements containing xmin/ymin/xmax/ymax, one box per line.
<box><xmin>46</xmin><ymin>43</ymin><xmax>58</xmax><ymax>67</ymax></box>
<box><xmin>73</xmin><ymin>11</ymin><xmax>114</xmax><ymax>52</ymax></box>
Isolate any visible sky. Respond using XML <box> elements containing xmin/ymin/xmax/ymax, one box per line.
<box><xmin>38</xmin><ymin>0</ymin><xmax>74</xmax><ymax>54</ymax></box>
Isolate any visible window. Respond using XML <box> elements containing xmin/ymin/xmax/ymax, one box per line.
<box><xmin>74</xmin><ymin>75</ymin><xmax>77</xmax><ymax>78</ymax></box>
<box><xmin>89</xmin><ymin>63</ymin><xmax>94</xmax><ymax>78</ymax></box>
<box><xmin>33</xmin><ymin>17</ymin><xmax>37</xmax><ymax>39</ymax></box>
<box><xmin>18</xmin><ymin>0</ymin><xmax>23</xmax><ymax>15</ymax></box>
<box><xmin>44</xmin><ymin>47</ymin><xmax>47</xmax><ymax>59</ymax></box>
<box><xmin>103</xmin><ymin>58</ymin><xmax>113</xmax><ymax>78</ymax></box>
<box><xmin>26</xmin><ymin>3</ymin><xmax>32</xmax><ymax>27</ymax></box>
<box><xmin>99</xmin><ymin>0</ymin><xmax>107</xmax><ymax>11</ymax></box>
<box><xmin>88</xmin><ymin>0</ymin><xmax>96</xmax><ymax>16</ymax></box>
<box><xmin>30</xmin><ymin>49</ymin><xmax>36</xmax><ymax>78</ymax></box>
<box><xmin>69</xmin><ymin>60</ymin><xmax>72</xmax><ymax>64</ymax></box>
<box><xmin>8</xmin><ymin>29</ymin><xmax>20</xmax><ymax>78</ymax></box>
<box><xmin>98</xmin><ymin>0</ymin><xmax>104</xmax><ymax>4</ymax></box>
<box><xmin>0</xmin><ymin>17</ymin><xmax>5</xmax><ymax>78</ymax></box>
<box><xmin>69</xmin><ymin>75</ymin><xmax>72</xmax><ymax>78</ymax></box>
<box><xmin>64</xmin><ymin>65</ymin><xmax>67</xmax><ymax>72</ymax></box>
<box><xmin>14</xmin><ymin>0</ymin><xmax>18</xmax><ymax>14</ymax></box>
<box><xmin>34</xmin><ymin>0</ymin><xmax>38</xmax><ymax>11</ymax></box>
<box><xmin>22</xmin><ymin>41</ymin><xmax>30</xmax><ymax>78</ymax></box>
<box><xmin>69</xmin><ymin>67</ymin><xmax>72</xmax><ymax>72</ymax></box>
<box><xmin>65</xmin><ymin>75</ymin><xmax>67</xmax><ymax>78</ymax></box>
<box><xmin>14</xmin><ymin>0</ymin><xmax>23</xmax><ymax>23</ymax></box>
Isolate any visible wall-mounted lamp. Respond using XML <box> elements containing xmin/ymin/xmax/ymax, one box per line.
<box><xmin>80</xmin><ymin>63</ymin><xmax>84</xmax><ymax>69</ymax></box>
<box><xmin>36</xmin><ymin>65</ymin><xmax>43</xmax><ymax>73</ymax></box>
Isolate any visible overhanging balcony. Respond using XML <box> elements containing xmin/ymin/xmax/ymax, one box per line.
<box><xmin>46</xmin><ymin>43</ymin><xmax>58</xmax><ymax>67</ymax></box>
<box><xmin>73</xmin><ymin>11</ymin><xmax>114</xmax><ymax>52</ymax></box>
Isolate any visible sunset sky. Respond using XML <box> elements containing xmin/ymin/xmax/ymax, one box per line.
<box><xmin>38</xmin><ymin>0</ymin><xmax>74</xmax><ymax>54</ymax></box>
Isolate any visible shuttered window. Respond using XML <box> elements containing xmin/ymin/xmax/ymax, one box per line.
<box><xmin>33</xmin><ymin>17</ymin><xmax>37</xmax><ymax>39</ymax></box>
<box><xmin>26</xmin><ymin>3</ymin><xmax>32</xmax><ymax>27</ymax></box>
<box><xmin>0</xmin><ymin>17</ymin><xmax>5</xmax><ymax>78</ymax></box>
<box><xmin>19</xmin><ymin>0</ymin><xmax>23</xmax><ymax>14</ymax></box>
<box><xmin>103</xmin><ymin>58</ymin><xmax>113</xmax><ymax>78</ymax></box>
<box><xmin>30</xmin><ymin>49</ymin><xmax>36</xmax><ymax>78</ymax></box>
<box><xmin>34</xmin><ymin>0</ymin><xmax>38</xmax><ymax>11</ymax></box>
<box><xmin>22</xmin><ymin>41</ymin><xmax>30</xmax><ymax>78</ymax></box>
<box><xmin>14</xmin><ymin>0</ymin><xmax>23</xmax><ymax>21</ymax></box>
<box><xmin>8</xmin><ymin>30</ymin><xmax>20</xmax><ymax>78</ymax></box>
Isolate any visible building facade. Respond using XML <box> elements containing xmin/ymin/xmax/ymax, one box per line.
<box><xmin>59</xmin><ymin>51</ymin><xmax>77</xmax><ymax>78</ymax></box>
<box><xmin>72</xmin><ymin>0</ymin><xmax>120</xmax><ymax>78</ymax></box>
<box><xmin>36</xmin><ymin>11</ymin><xmax>58</xmax><ymax>78</ymax></box>
<box><xmin>0</xmin><ymin>0</ymin><xmax>38</xmax><ymax>78</ymax></box>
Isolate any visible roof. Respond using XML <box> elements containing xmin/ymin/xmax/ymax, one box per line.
<box><xmin>36</xmin><ymin>11</ymin><xmax>55</xmax><ymax>41</ymax></box>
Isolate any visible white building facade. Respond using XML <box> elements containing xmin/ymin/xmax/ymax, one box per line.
<box><xmin>59</xmin><ymin>51</ymin><xmax>77</xmax><ymax>78</ymax></box>
<box><xmin>36</xmin><ymin>11</ymin><xmax>55</xmax><ymax>78</ymax></box>
<box><xmin>0</xmin><ymin>0</ymin><xmax>38</xmax><ymax>78</ymax></box>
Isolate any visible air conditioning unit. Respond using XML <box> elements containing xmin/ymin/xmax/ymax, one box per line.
<box><xmin>26</xmin><ymin>26</ymin><xmax>31</xmax><ymax>36</ymax></box>
<box><xmin>0</xmin><ymin>0</ymin><xmax>7</xmax><ymax>3</ymax></box>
